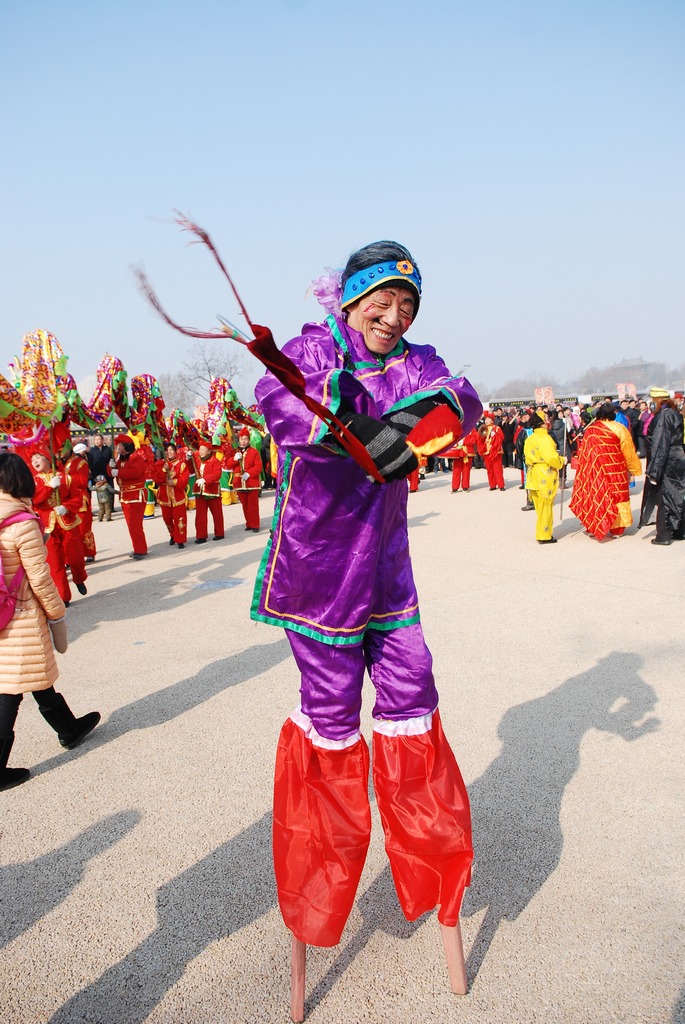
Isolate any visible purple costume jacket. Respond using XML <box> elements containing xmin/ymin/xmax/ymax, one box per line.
<box><xmin>251</xmin><ymin>314</ymin><xmax>482</xmax><ymax>646</ymax></box>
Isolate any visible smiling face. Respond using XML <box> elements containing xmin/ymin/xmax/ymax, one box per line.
<box><xmin>31</xmin><ymin>453</ymin><xmax>50</xmax><ymax>473</ymax></box>
<box><xmin>345</xmin><ymin>286</ymin><xmax>416</xmax><ymax>357</ymax></box>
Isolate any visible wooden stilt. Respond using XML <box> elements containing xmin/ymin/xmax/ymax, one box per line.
<box><xmin>440</xmin><ymin>920</ymin><xmax>468</xmax><ymax>995</ymax></box>
<box><xmin>290</xmin><ymin>935</ymin><xmax>306</xmax><ymax>1022</ymax></box>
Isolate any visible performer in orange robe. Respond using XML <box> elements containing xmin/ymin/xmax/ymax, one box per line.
<box><xmin>229</xmin><ymin>429</ymin><xmax>262</xmax><ymax>531</ymax></box>
<box><xmin>446</xmin><ymin>427</ymin><xmax>478</xmax><ymax>492</ymax></box>
<box><xmin>569</xmin><ymin>404</ymin><xmax>642</xmax><ymax>539</ymax></box>
<box><xmin>152</xmin><ymin>443</ymin><xmax>190</xmax><ymax>547</ymax></box>
<box><xmin>65</xmin><ymin>443</ymin><xmax>96</xmax><ymax>561</ymax></box>
<box><xmin>112</xmin><ymin>434</ymin><xmax>148</xmax><ymax>558</ymax></box>
<box><xmin>476</xmin><ymin>416</ymin><xmax>505</xmax><ymax>490</ymax></box>
<box><xmin>30</xmin><ymin>449</ymin><xmax>88</xmax><ymax>603</ymax></box>
<box><xmin>192</xmin><ymin>442</ymin><xmax>225</xmax><ymax>543</ymax></box>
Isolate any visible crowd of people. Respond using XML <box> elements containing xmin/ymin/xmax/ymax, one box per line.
<box><xmin>411</xmin><ymin>392</ymin><xmax>685</xmax><ymax>547</ymax></box>
<box><xmin>0</xmin><ymin>420</ymin><xmax>274</xmax><ymax>792</ymax></box>
<box><xmin>68</xmin><ymin>425</ymin><xmax>269</xmax><ymax>564</ymax></box>
<box><xmin>46</xmin><ymin>426</ymin><xmax>267</xmax><ymax>568</ymax></box>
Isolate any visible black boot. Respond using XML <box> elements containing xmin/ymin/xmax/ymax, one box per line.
<box><xmin>653</xmin><ymin>505</ymin><xmax>674</xmax><ymax>545</ymax></box>
<box><xmin>38</xmin><ymin>693</ymin><xmax>101</xmax><ymax>750</ymax></box>
<box><xmin>0</xmin><ymin>733</ymin><xmax>31</xmax><ymax>791</ymax></box>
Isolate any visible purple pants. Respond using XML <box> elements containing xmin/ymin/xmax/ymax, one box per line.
<box><xmin>286</xmin><ymin>623</ymin><xmax>439</xmax><ymax>742</ymax></box>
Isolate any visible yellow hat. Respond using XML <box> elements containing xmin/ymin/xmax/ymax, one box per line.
<box><xmin>649</xmin><ymin>387</ymin><xmax>670</xmax><ymax>399</ymax></box>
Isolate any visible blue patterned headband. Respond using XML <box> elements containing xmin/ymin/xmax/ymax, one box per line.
<box><xmin>340</xmin><ymin>259</ymin><xmax>422</xmax><ymax>313</ymax></box>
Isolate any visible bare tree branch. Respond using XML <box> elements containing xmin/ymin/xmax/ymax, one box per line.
<box><xmin>156</xmin><ymin>372</ymin><xmax>194</xmax><ymax>415</ymax></box>
<box><xmin>180</xmin><ymin>341</ymin><xmax>246</xmax><ymax>402</ymax></box>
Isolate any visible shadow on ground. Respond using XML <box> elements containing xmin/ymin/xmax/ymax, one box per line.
<box><xmin>47</xmin><ymin>812</ymin><xmax>276</xmax><ymax>1024</ymax></box>
<box><xmin>407</xmin><ymin>511</ymin><xmax>440</xmax><ymax>528</ymax></box>
<box><xmin>30</xmin><ymin>638</ymin><xmax>290</xmax><ymax>777</ymax></box>
<box><xmin>462</xmin><ymin>651</ymin><xmax>658</xmax><ymax>981</ymax></box>
<box><xmin>66</xmin><ymin>543</ymin><xmax>265</xmax><ymax>642</ymax></box>
<box><xmin>1</xmin><ymin>810</ymin><xmax>140</xmax><ymax>948</ymax></box>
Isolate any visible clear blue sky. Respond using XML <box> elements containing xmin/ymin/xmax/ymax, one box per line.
<box><xmin>2</xmin><ymin>0</ymin><xmax>683</xmax><ymax>402</ymax></box>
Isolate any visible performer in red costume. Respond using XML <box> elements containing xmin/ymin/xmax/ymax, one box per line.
<box><xmin>192</xmin><ymin>442</ymin><xmax>225</xmax><ymax>543</ymax></box>
<box><xmin>230</xmin><ymin>429</ymin><xmax>262</xmax><ymax>532</ymax></box>
<box><xmin>446</xmin><ymin>427</ymin><xmax>478</xmax><ymax>492</ymax></box>
<box><xmin>112</xmin><ymin>434</ymin><xmax>148</xmax><ymax>559</ymax></box>
<box><xmin>30</xmin><ymin>449</ymin><xmax>88</xmax><ymax>603</ymax></box>
<box><xmin>477</xmin><ymin>414</ymin><xmax>505</xmax><ymax>490</ymax></box>
<box><xmin>153</xmin><ymin>443</ymin><xmax>190</xmax><ymax>548</ymax></box>
<box><xmin>65</xmin><ymin>443</ymin><xmax>96</xmax><ymax>561</ymax></box>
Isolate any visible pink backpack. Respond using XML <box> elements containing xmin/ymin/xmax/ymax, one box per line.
<box><xmin>0</xmin><ymin>510</ymin><xmax>39</xmax><ymax>630</ymax></box>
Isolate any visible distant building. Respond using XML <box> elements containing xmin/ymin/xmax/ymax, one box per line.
<box><xmin>613</xmin><ymin>356</ymin><xmax>667</xmax><ymax>390</ymax></box>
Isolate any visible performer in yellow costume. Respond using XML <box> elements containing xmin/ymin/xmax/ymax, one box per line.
<box><xmin>523</xmin><ymin>413</ymin><xmax>566</xmax><ymax>543</ymax></box>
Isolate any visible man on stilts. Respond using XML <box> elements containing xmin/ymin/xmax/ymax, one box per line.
<box><xmin>137</xmin><ymin>225</ymin><xmax>483</xmax><ymax>1020</ymax></box>
<box><xmin>251</xmin><ymin>243</ymin><xmax>481</xmax><ymax>1008</ymax></box>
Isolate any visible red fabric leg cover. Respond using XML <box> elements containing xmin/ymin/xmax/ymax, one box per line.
<box><xmin>82</xmin><ymin>529</ymin><xmax>96</xmax><ymax>558</ymax></box>
<box><xmin>208</xmin><ymin>496</ymin><xmax>224</xmax><ymax>538</ymax></box>
<box><xmin>372</xmin><ymin>709</ymin><xmax>473</xmax><ymax>926</ymax></box>
<box><xmin>173</xmin><ymin>504</ymin><xmax>187</xmax><ymax>544</ymax></box>
<box><xmin>46</xmin><ymin>532</ymin><xmax>71</xmax><ymax>604</ymax></box>
<box><xmin>161</xmin><ymin>504</ymin><xmax>174</xmax><ymax>538</ymax></box>
<box><xmin>483</xmin><ymin>454</ymin><xmax>505</xmax><ymax>488</ymax></box>
<box><xmin>80</xmin><ymin>503</ymin><xmax>96</xmax><ymax>557</ymax></box>
<box><xmin>194</xmin><ymin>497</ymin><xmax>208</xmax><ymax>539</ymax></box>
<box><xmin>123</xmin><ymin>501</ymin><xmax>147</xmax><ymax>554</ymax></box>
<box><xmin>492</xmin><ymin>456</ymin><xmax>505</xmax><ymax>488</ymax></box>
<box><xmin>238</xmin><ymin>489</ymin><xmax>260</xmax><ymax>529</ymax></box>
<box><xmin>273</xmin><ymin>718</ymin><xmax>371</xmax><ymax>947</ymax></box>
<box><xmin>63</xmin><ymin>528</ymin><xmax>87</xmax><ymax>585</ymax></box>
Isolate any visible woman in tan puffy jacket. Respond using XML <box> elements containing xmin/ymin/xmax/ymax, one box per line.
<box><xmin>0</xmin><ymin>452</ymin><xmax>100</xmax><ymax>791</ymax></box>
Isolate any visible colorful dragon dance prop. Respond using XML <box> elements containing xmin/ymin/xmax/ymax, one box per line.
<box><xmin>1</xmin><ymin>329</ymin><xmax>261</xmax><ymax>453</ymax></box>
<box><xmin>1</xmin><ymin>329</ymin><xmax>68</xmax><ymax>439</ymax></box>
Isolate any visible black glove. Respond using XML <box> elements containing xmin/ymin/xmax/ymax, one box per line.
<box><xmin>382</xmin><ymin>397</ymin><xmax>441</xmax><ymax>437</ymax></box>
<box><xmin>340</xmin><ymin>411</ymin><xmax>418</xmax><ymax>482</ymax></box>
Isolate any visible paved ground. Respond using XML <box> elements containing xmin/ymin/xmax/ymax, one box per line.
<box><xmin>1</xmin><ymin>466</ymin><xmax>683</xmax><ymax>1024</ymax></box>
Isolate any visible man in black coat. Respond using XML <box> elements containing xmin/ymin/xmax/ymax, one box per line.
<box><xmin>86</xmin><ymin>433</ymin><xmax>112</xmax><ymax>481</ymax></box>
<box><xmin>646</xmin><ymin>397</ymin><xmax>685</xmax><ymax>544</ymax></box>
<box><xmin>500</xmin><ymin>413</ymin><xmax>516</xmax><ymax>468</ymax></box>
